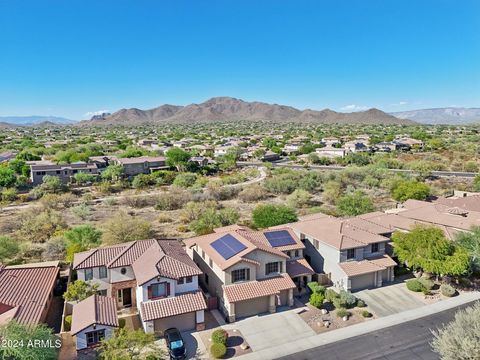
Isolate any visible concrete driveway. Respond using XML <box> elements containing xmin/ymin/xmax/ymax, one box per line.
<box><xmin>224</xmin><ymin>309</ymin><xmax>315</xmax><ymax>352</ymax></box>
<box><xmin>355</xmin><ymin>282</ymin><xmax>426</xmax><ymax>317</ymax></box>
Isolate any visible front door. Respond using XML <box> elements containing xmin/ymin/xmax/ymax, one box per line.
<box><xmin>122</xmin><ymin>288</ymin><xmax>132</xmax><ymax>307</ymax></box>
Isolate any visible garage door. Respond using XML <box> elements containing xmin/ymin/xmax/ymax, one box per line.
<box><xmin>350</xmin><ymin>273</ymin><xmax>375</xmax><ymax>291</ymax></box>
<box><xmin>381</xmin><ymin>268</ymin><xmax>390</xmax><ymax>282</ymax></box>
<box><xmin>153</xmin><ymin>312</ymin><xmax>195</xmax><ymax>334</ymax></box>
<box><xmin>278</xmin><ymin>290</ymin><xmax>289</xmax><ymax>307</ymax></box>
<box><xmin>235</xmin><ymin>296</ymin><xmax>270</xmax><ymax>319</ymax></box>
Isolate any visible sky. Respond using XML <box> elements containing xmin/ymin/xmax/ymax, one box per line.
<box><xmin>0</xmin><ymin>0</ymin><xmax>479</xmax><ymax>120</ymax></box>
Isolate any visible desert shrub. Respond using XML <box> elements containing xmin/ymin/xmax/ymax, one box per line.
<box><xmin>206</xmin><ymin>182</ymin><xmax>239</xmax><ymax>201</ymax></box>
<box><xmin>210</xmin><ymin>343</ymin><xmax>227</xmax><ymax>359</ymax></box>
<box><xmin>211</xmin><ymin>329</ymin><xmax>228</xmax><ymax>345</ymax></box>
<box><xmin>361</xmin><ymin>310</ymin><xmax>372</xmax><ymax>318</ymax></box>
<box><xmin>173</xmin><ymin>172</ymin><xmax>198</xmax><ymax>188</ymax></box>
<box><xmin>339</xmin><ymin>290</ymin><xmax>357</xmax><ymax>308</ymax></box>
<box><xmin>132</xmin><ymin>174</ymin><xmax>155</xmax><ymax>189</ymax></box>
<box><xmin>70</xmin><ymin>203</ymin><xmax>92</xmax><ymax>220</ymax></box>
<box><xmin>336</xmin><ymin>308</ymin><xmax>350</xmax><ymax>318</ymax></box>
<box><xmin>40</xmin><ymin>193</ymin><xmax>76</xmax><ymax>209</ymax></box>
<box><xmin>157</xmin><ymin>213</ymin><xmax>173</xmax><ymax>223</ymax></box>
<box><xmin>43</xmin><ymin>236</ymin><xmax>66</xmax><ymax>261</ymax></box>
<box><xmin>356</xmin><ymin>299</ymin><xmax>366</xmax><ymax>308</ymax></box>
<box><xmin>325</xmin><ymin>289</ymin><xmax>338</xmax><ymax>302</ymax></box>
<box><xmin>155</xmin><ymin>188</ymin><xmax>191</xmax><ymax>210</ymax></box>
<box><xmin>418</xmin><ymin>277</ymin><xmax>435</xmax><ymax>291</ymax></box>
<box><xmin>238</xmin><ymin>184</ymin><xmax>268</xmax><ymax>202</ymax></box>
<box><xmin>406</xmin><ymin>279</ymin><xmax>424</xmax><ymax>292</ymax></box>
<box><xmin>102</xmin><ymin>212</ymin><xmax>152</xmax><ymax>245</ymax></box>
<box><xmin>333</xmin><ymin>297</ymin><xmax>348</xmax><ymax>309</ymax></box>
<box><xmin>18</xmin><ymin>209</ymin><xmax>66</xmax><ymax>243</ymax></box>
<box><xmin>1</xmin><ymin>188</ymin><xmax>17</xmax><ymax>202</ymax></box>
<box><xmin>307</xmin><ymin>282</ymin><xmax>325</xmax><ymax>294</ymax></box>
<box><xmin>440</xmin><ymin>284</ymin><xmax>456</xmax><ymax>297</ymax></box>
<box><xmin>152</xmin><ymin>170</ymin><xmax>177</xmax><ymax>185</ymax></box>
<box><xmin>336</xmin><ymin>190</ymin><xmax>374</xmax><ymax>216</ymax></box>
<box><xmin>122</xmin><ymin>195</ymin><xmax>154</xmax><ymax>208</ymax></box>
<box><xmin>252</xmin><ymin>204</ymin><xmax>297</xmax><ymax>228</ymax></box>
<box><xmin>64</xmin><ymin>315</ymin><xmax>72</xmax><ymax>331</ymax></box>
<box><xmin>118</xmin><ymin>318</ymin><xmax>126</xmax><ymax>328</ymax></box>
<box><xmin>0</xmin><ymin>236</ymin><xmax>19</xmax><ymax>263</ymax></box>
<box><xmin>309</xmin><ymin>292</ymin><xmax>325</xmax><ymax>308</ymax></box>
<box><xmin>286</xmin><ymin>189</ymin><xmax>312</xmax><ymax>208</ymax></box>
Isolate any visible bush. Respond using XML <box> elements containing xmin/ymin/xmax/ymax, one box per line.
<box><xmin>406</xmin><ymin>279</ymin><xmax>424</xmax><ymax>292</ymax></box>
<box><xmin>325</xmin><ymin>289</ymin><xmax>338</xmax><ymax>302</ymax></box>
<box><xmin>210</xmin><ymin>343</ymin><xmax>227</xmax><ymax>359</ymax></box>
<box><xmin>309</xmin><ymin>292</ymin><xmax>325</xmax><ymax>308</ymax></box>
<box><xmin>440</xmin><ymin>284</ymin><xmax>456</xmax><ymax>297</ymax></box>
<box><xmin>333</xmin><ymin>297</ymin><xmax>347</xmax><ymax>309</ymax></box>
<box><xmin>173</xmin><ymin>173</ymin><xmax>198</xmax><ymax>188</ymax></box>
<box><xmin>356</xmin><ymin>299</ymin><xmax>366</xmax><ymax>308</ymax></box>
<box><xmin>336</xmin><ymin>308</ymin><xmax>350</xmax><ymax>318</ymax></box>
<box><xmin>64</xmin><ymin>315</ymin><xmax>72</xmax><ymax>331</ymax></box>
<box><xmin>118</xmin><ymin>318</ymin><xmax>126</xmax><ymax>328</ymax></box>
<box><xmin>252</xmin><ymin>204</ymin><xmax>297</xmax><ymax>228</ymax></box>
<box><xmin>155</xmin><ymin>188</ymin><xmax>191</xmax><ymax>210</ymax></box>
<box><xmin>307</xmin><ymin>282</ymin><xmax>325</xmax><ymax>294</ymax></box>
<box><xmin>1</xmin><ymin>188</ymin><xmax>17</xmax><ymax>202</ymax></box>
<box><xmin>238</xmin><ymin>184</ymin><xmax>268</xmax><ymax>202</ymax></box>
<box><xmin>418</xmin><ymin>277</ymin><xmax>434</xmax><ymax>291</ymax></box>
<box><xmin>211</xmin><ymin>329</ymin><xmax>228</xmax><ymax>345</ymax></box>
<box><xmin>339</xmin><ymin>290</ymin><xmax>357</xmax><ymax>308</ymax></box>
<box><xmin>361</xmin><ymin>310</ymin><xmax>372</xmax><ymax>318</ymax></box>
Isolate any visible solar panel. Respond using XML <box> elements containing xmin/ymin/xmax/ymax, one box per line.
<box><xmin>211</xmin><ymin>234</ymin><xmax>247</xmax><ymax>260</ymax></box>
<box><xmin>265</xmin><ymin>230</ymin><xmax>297</xmax><ymax>247</ymax></box>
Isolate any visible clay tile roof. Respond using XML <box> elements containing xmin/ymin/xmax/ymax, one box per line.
<box><xmin>108</xmin><ymin>239</ymin><xmax>156</xmax><ymax>268</ymax></box>
<box><xmin>132</xmin><ymin>240</ymin><xmax>202</xmax><ymax>286</ymax></box>
<box><xmin>73</xmin><ymin>243</ymin><xmax>130</xmax><ymax>269</ymax></box>
<box><xmin>223</xmin><ymin>274</ymin><xmax>295</xmax><ymax>303</ymax></box>
<box><xmin>71</xmin><ymin>295</ymin><xmax>118</xmax><ymax>335</ymax></box>
<box><xmin>435</xmin><ymin>195</ymin><xmax>480</xmax><ymax>212</ymax></box>
<box><xmin>0</xmin><ymin>262</ymin><xmax>59</xmax><ymax>325</ymax></box>
<box><xmin>140</xmin><ymin>290</ymin><xmax>206</xmax><ymax>321</ymax></box>
<box><xmin>339</xmin><ymin>255</ymin><xmax>396</xmax><ymax>277</ymax></box>
<box><xmin>286</xmin><ymin>259</ymin><xmax>315</xmax><ymax>278</ymax></box>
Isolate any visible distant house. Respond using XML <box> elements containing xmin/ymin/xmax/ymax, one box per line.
<box><xmin>315</xmin><ymin>146</ymin><xmax>346</xmax><ymax>158</ymax></box>
<box><xmin>112</xmin><ymin>156</ymin><xmax>168</xmax><ymax>177</ymax></box>
<box><xmin>0</xmin><ymin>261</ymin><xmax>59</xmax><ymax>326</ymax></box>
<box><xmin>282</xmin><ymin>143</ymin><xmax>301</xmax><ymax>154</ymax></box>
<box><xmin>136</xmin><ymin>139</ymin><xmax>161</xmax><ymax>150</ymax></box>
<box><xmin>321</xmin><ymin>137</ymin><xmax>341</xmax><ymax>146</ymax></box>
<box><xmin>71</xmin><ymin>295</ymin><xmax>118</xmax><ymax>350</ymax></box>
<box><xmin>30</xmin><ymin>162</ymin><xmax>100</xmax><ymax>185</ymax></box>
<box><xmin>0</xmin><ymin>151</ymin><xmax>16</xmax><ymax>164</ymax></box>
<box><xmin>344</xmin><ymin>141</ymin><xmax>369</xmax><ymax>153</ymax></box>
<box><xmin>261</xmin><ymin>151</ymin><xmax>280</xmax><ymax>162</ymax></box>
<box><xmin>189</xmin><ymin>156</ymin><xmax>209</xmax><ymax>167</ymax></box>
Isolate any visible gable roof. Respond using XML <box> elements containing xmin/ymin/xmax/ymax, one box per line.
<box><xmin>70</xmin><ymin>295</ymin><xmax>118</xmax><ymax>335</ymax></box>
<box><xmin>140</xmin><ymin>290</ymin><xmax>207</xmax><ymax>321</ymax></box>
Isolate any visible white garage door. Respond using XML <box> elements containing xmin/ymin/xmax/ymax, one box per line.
<box><xmin>235</xmin><ymin>296</ymin><xmax>270</xmax><ymax>319</ymax></box>
<box><xmin>350</xmin><ymin>273</ymin><xmax>375</xmax><ymax>291</ymax></box>
<box><xmin>153</xmin><ymin>312</ymin><xmax>196</xmax><ymax>334</ymax></box>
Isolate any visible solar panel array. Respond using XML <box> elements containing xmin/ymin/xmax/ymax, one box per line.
<box><xmin>211</xmin><ymin>234</ymin><xmax>247</xmax><ymax>260</ymax></box>
<box><xmin>265</xmin><ymin>230</ymin><xmax>297</xmax><ymax>247</ymax></box>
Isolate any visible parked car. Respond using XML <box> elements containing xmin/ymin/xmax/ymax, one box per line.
<box><xmin>164</xmin><ymin>328</ymin><xmax>186</xmax><ymax>360</ymax></box>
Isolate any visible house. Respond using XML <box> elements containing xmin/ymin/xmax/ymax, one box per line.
<box><xmin>112</xmin><ymin>156</ymin><xmax>168</xmax><ymax>177</ymax></box>
<box><xmin>0</xmin><ymin>151</ymin><xmax>16</xmax><ymax>164</ymax></box>
<box><xmin>30</xmin><ymin>162</ymin><xmax>100</xmax><ymax>185</ymax></box>
<box><xmin>189</xmin><ymin>156</ymin><xmax>210</xmax><ymax>167</ymax></box>
<box><xmin>315</xmin><ymin>146</ymin><xmax>346</xmax><ymax>158</ymax></box>
<box><xmin>261</xmin><ymin>151</ymin><xmax>280</xmax><ymax>162</ymax></box>
<box><xmin>321</xmin><ymin>137</ymin><xmax>341</xmax><ymax>146</ymax></box>
<box><xmin>136</xmin><ymin>139</ymin><xmax>161</xmax><ymax>150</ymax></box>
<box><xmin>344</xmin><ymin>141</ymin><xmax>369</xmax><ymax>153</ymax></box>
<box><xmin>72</xmin><ymin>239</ymin><xmax>207</xmax><ymax>334</ymax></box>
<box><xmin>286</xmin><ymin>214</ymin><xmax>396</xmax><ymax>292</ymax></box>
<box><xmin>184</xmin><ymin>226</ymin><xmax>314</xmax><ymax>322</ymax></box>
<box><xmin>0</xmin><ymin>261</ymin><xmax>59</xmax><ymax>325</ymax></box>
<box><xmin>282</xmin><ymin>143</ymin><xmax>301</xmax><ymax>154</ymax></box>
<box><xmin>70</xmin><ymin>295</ymin><xmax>118</xmax><ymax>350</ymax></box>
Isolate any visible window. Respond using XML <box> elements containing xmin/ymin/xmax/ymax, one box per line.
<box><xmin>177</xmin><ymin>277</ymin><xmax>184</xmax><ymax>285</ymax></box>
<box><xmin>117</xmin><ymin>289</ymin><xmax>122</xmax><ymax>302</ymax></box>
<box><xmin>202</xmin><ymin>250</ymin><xmax>205</xmax><ymax>259</ymax></box>
<box><xmin>56</xmin><ymin>170</ymin><xmax>61</xmax><ymax>174</ymax></box>
<box><xmin>97</xmin><ymin>289</ymin><xmax>107</xmax><ymax>296</ymax></box>
<box><xmin>85</xmin><ymin>268</ymin><xmax>93</xmax><ymax>281</ymax></box>
<box><xmin>205</xmin><ymin>273</ymin><xmax>209</xmax><ymax>284</ymax></box>
<box><xmin>371</xmin><ymin>243</ymin><xmax>379</xmax><ymax>253</ymax></box>
<box><xmin>86</xmin><ymin>329</ymin><xmax>105</xmax><ymax>346</ymax></box>
<box><xmin>148</xmin><ymin>282</ymin><xmax>169</xmax><ymax>299</ymax></box>
<box><xmin>231</xmin><ymin>268</ymin><xmax>249</xmax><ymax>283</ymax></box>
<box><xmin>209</xmin><ymin>259</ymin><xmax>213</xmax><ymax>268</ymax></box>
<box><xmin>265</xmin><ymin>262</ymin><xmax>281</xmax><ymax>275</ymax></box>
<box><xmin>186</xmin><ymin>276</ymin><xmax>192</xmax><ymax>283</ymax></box>
<box><xmin>313</xmin><ymin>239</ymin><xmax>319</xmax><ymax>250</ymax></box>
<box><xmin>99</xmin><ymin>266</ymin><xmax>107</xmax><ymax>279</ymax></box>
<box><xmin>287</xmin><ymin>251</ymin><xmax>291</xmax><ymax>258</ymax></box>
<box><xmin>120</xmin><ymin>268</ymin><xmax>127</xmax><ymax>275</ymax></box>
<box><xmin>294</xmin><ymin>250</ymin><xmax>299</xmax><ymax>258</ymax></box>
<box><xmin>347</xmin><ymin>248</ymin><xmax>355</xmax><ymax>260</ymax></box>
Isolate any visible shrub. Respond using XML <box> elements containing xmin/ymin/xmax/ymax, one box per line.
<box><xmin>336</xmin><ymin>190</ymin><xmax>374</xmax><ymax>216</ymax></box>
<box><xmin>173</xmin><ymin>173</ymin><xmax>198</xmax><ymax>188</ymax></box>
<box><xmin>339</xmin><ymin>290</ymin><xmax>357</xmax><ymax>308</ymax></box>
<box><xmin>309</xmin><ymin>292</ymin><xmax>325</xmax><ymax>308</ymax></box>
<box><xmin>336</xmin><ymin>308</ymin><xmax>350</xmax><ymax>318</ymax></box>
<box><xmin>361</xmin><ymin>310</ymin><xmax>372</xmax><ymax>318</ymax></box>
<box><xmin>286</xmin><ymin>189</ymin><xmax>312</xmax><ymax>208</ymax></box>
<box><xmin>1</xmin><ymin>188</ymin><xmax>17</xmax><ymax>202</ymax></box>
<box><xmin>418</xmin><ymin>277</ymin><xmax>434</xmax><ymax>291</ymax></box>
<box><xmin>325</xmin><ymin>289</ymin><xmax>338</xmax><ymax>302</ymax></box>
<box><xmin>252</xmin><ymin>204</ymin><xmax>297</xmax><ymax>228</ymax></box>
<box><xmin>64</xmin><ymin>315</ymin><xmax>72</xmax><ymax>331</ymax></box>
<box><xmin>155</xmin><ymin>188</ymin><xmax>191</xmax><ymax>210</ymax></box>
<box><xmin>406</xmin><ymin>279</ymin><xmax>424</xmax><ymax>292</ymax></box>
<box><xmin>307</xmin><ymin>282</ymin><xmax>325</xmax><ymax>294</ymax></box>
<box><xmin>333</xmin><ymin>297</ymin><xmax>347</xmax><ymax>309</ymax></box>
<box><xmin>118</xmin><ymin>318</ymin><xmax>126</xmax><ymax>328</ymax></box>
<box><xmin>238</xmin><ymin>184</ymin><xmax>268</xmax><ymax>202</ymax></box>
<box><xmin>157</xmin><ymin>213</ymin><xmax>172</xmax><ymax>223</ymax></box>
<box><xmin>211</xmin><ymin>329</ymin><xmax>228</xmax><ymax>345</ymax></box>
<box><xmin>440</xmin><ymin>284</ymin><xmax>456</xmax><ymax>297</ymax></box>
<box><xmin>356</xmin><ymin>299</ymin><xmax>366</xmax><ymax>308</ymax></box>
<box><xmin>422</xmin><ymin>288</ymin><xmax>432</xmax><ymax>296</ymax></box>
<box><xmin>210</xmin><ymin>343</ymin><xmax>227</xmax><ymax>359</ymax></box>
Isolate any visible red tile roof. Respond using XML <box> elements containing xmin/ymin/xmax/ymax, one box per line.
<box><xmin>223</xmin><ymin>274</ymin><xmax>295</xmax><ymax>303</ymax></box>
<box><xmin>140</xmin><ymin>290</ymin><xmax>207</xmax><ymax>321</ymax></box>
<box><xmin>339</xmin><ymin>255</ymin><xmax>396</xmax><ymax>277</ymax></box>
<box><xmin>71</xmin><ymin>295</ymin><xmax>118</xmax><ymax>335</ymax></box>
<box><xmin>0</xmin><ymin>262</ymin><xmax>59</xmax><ymax>325</ymax></box>
<box><xmin>286</xmin><ymin>259</ymin><xmax>315</xmax><ymax>278</ymax></box>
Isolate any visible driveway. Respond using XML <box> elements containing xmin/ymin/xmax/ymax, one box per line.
<box><xmin>224</xmin><ymin>309</ymin><xmax>315</xmax><ymax>352</ymax></box>
<box><xmin>355</xmin><ymin>282</ymin><xmax>426</xmax><ymax>317</ymax></box>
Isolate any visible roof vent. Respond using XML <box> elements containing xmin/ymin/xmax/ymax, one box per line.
<box><xmin>446</xmin><ymin>207</ymin><xmax>469</xmax><ymax>216</ymax></box>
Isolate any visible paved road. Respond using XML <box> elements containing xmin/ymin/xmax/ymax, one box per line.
<box><xmin>237</xmin><ymin>161</ymin><xmax>479</xmax><ymax>178</ymax></box>
<box><xmin>276</xmin><ymin>303</ymin><xmax>471</xmax><ymax>360</ymax></box>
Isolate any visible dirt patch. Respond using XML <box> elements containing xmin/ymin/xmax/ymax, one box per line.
<box><xmin>198</xmin><ymin>328</ymin><xmax>252</xmax><ymax>359</ymax></box>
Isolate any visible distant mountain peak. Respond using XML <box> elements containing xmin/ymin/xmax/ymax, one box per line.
<box><xmin>390</xmin><ymin>107</ymin><xmax>480</xmax><ymax>124</ymax></box>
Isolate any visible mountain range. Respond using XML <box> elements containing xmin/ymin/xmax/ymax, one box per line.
<box><xmin>390</xmin><ymin>107</ymin><xmax>480</xmax><ymax>125</ymax></box>
<box><xmin>0</xmin><ymin>115</ymin><xmax>76</xmax><ymax>126</ymax></box>
<box><xmin>81</xmin><ymin>97</ymin><xmax>412</xmax><ymax>125</ymax></box>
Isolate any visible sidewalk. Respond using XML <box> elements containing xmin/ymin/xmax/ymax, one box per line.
<box><xmin>236</xmin><ymin>291</ymin><xmax>480</xmax><ymax>360</ymax></box>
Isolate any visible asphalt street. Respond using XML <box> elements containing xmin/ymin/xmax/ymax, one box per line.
<box><xmin>276</xmin><ymin>303</ymin><xmax>473</xmax><ymax>360</ymax></box>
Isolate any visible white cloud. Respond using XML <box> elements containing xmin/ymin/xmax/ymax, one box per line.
<box><xmin>340</xmin><ymin>104</ymin><xmax>368</xmax><ymax>112</ymax></box>
<box><xmin>84</xmin><ymin>109</ymin><xmax>110</xmax><ymax>118</ymax></box>
<box><xmin>391</xmin><ymin>101</ymin><xmax>408</xmax><ymax>106</ymax></box>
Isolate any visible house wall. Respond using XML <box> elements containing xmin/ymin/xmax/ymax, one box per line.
<box><xmin>110</xmin><ymin>266</ymin><xmax>135</xmax><ymax>283</ymax></box>
<box><xmin>224</xmin><ymin>261</ymin><xmax>257</xmax><ymax>285</ymax></box>
<box><xmin>76</xmin><ymin>267</ymin><xmax>111</xmax><ymax>295</ymax></box>
<box><xmin>189</xmin><ymin>247</ymin><xmax>225</xmax><ymax>300</ymax></box>
<box><xmin>75</xmin><ymin>324</ymin><xmax>115</xmax><ymax>350</ymax></box>
<box><xmin>243</xmin><ymin>249</ymin><xmax>286</xmax><ymax>280</ymax></box>
<box><xmin>363</xmin><ymin>242</ymin><xmax>386</xmax><ymax>258</ymax></box>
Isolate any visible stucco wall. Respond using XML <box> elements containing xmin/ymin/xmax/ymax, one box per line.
<box><xmin>75</xmin><ymin>324</ymin><xmax>115</xmax><ymax>350</ymax></box>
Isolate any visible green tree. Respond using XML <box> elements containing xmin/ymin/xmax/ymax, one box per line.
<box><xmin>102</xmin><ymin>212</ymin><xmax>152</xmax><ymax>245</ymax></box>
<box><xmin>63</xmin><ymin>280</ymin><xmax>99</xmax><ymax>302</ymax></box>
<box><xmin>0</xmin><ymin>236</ymin><xmax>19</xmax><ymax>263</ymax></box>
<box><xmin>392</xmin><ymin>225</ymin><xmax>469</xmax><ymax>276</ymax></box>
<box><xmin>252</xmin><ymin>204</ymin><xmax>297</xmax><ymax>228</ymax></box>
<box><xmin>38</xmin><ymin>175</ymin><xmax>66</xmax><ymax>194</ymax></box>
<box><xmin>73</xmin><ymin>172</ymin><xmax>97</xmax><ymax>185</ymax></box>
<box><xmin>455</xmin><ymin>226</ymin><xmax>480</xmax><ymax>274</ymax></box>
<box><xmin>431</xmin><ymin>302</ymin><xmax>480</xmax><ymax>359</ymax></box>
<box><xmin>172</xmin><ymin>172</ymin><xmax>197</xmax><ymax>187</ymax></box>
<box><xmin>8</xmin><ymin>159</ymin><xmax>29</xmax><ymax>177</ymax></box>
<box><xmin>99</xmin><ymin>328</ymin><xmax>164</xmax><ymax>360</ymax></box>
<box><xmin>64</xmin><ymin>225</ymin><xmax>102</xmax><ymax>262</ymax></box>
<box><xmin>391</xmin><ymin>180</ymin><xmax>431</xmax><ymax>202</ymax></box>
<box><xmin>0</xmin><ymin>321</ymin><xmax>59</xmax><ymax>360</ymax></box>
<box><xmin>0</xmin><ymin>167</ymin><xmax>16</xmax><ymax>188</ymax></box>
<box><xmin>166</xmin><ymin>147</ymin><xmax>191</xmax><ymax>171</ymax></box>
<box><xmin>101</xmin><ymin>164</ymin><xmax>124</xmax><ymax>181</ymax></box>
<box><xmin>336</xmin><ymin>191</ymin><xmax>374</xmax><ymax>216</ymax></box>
